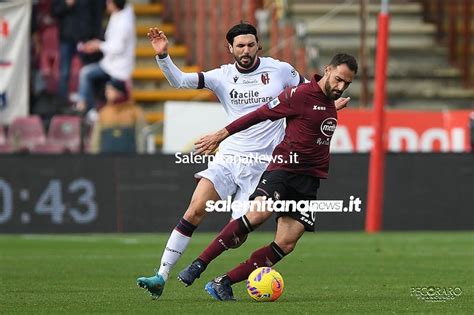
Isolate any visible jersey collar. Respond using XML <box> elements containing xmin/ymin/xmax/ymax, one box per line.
<box><xmin>312</xmin><ymin>74</ymin><xmax>333</xmax><ymax>102</ymax></box>
<box><xmin>235</xmin><ymin>57</ymin><xmax>261</xmax><ymax>74</ymax></box>
<box><xmin>311</xmin><ymin>74</ymin><xmax>323</xmax><ymax>92</ymax></box>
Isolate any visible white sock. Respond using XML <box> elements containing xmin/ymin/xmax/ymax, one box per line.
<box><xmin>158</xmin><ymin>229</ymin><xmax>191</xmax><ymax>281</ymax></box>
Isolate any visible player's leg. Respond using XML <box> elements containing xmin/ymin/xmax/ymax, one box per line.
<box><xmin>136</xmin><ymin>178</ymin><xmax>220</xmax><ymax>298</ymax></box>
<box><xmin>159</xmin><ymin>178</ymin><xmax>220</xmax><ymax>278</ymax></box>
<box><xmin>196</xmin><ymin>169</ymin><xmax>289</xmax><ymax>264</ymax></box>
<box><xmin>137</xmin><ymin>157</ymin><xmax>237</xmax><ymax>298</ymax></box>
<box><xmin>199</xmin><ymin>196</ymin><xmax>273</xmax><ymax>260</ymax></box>
<box><xmin>177</xmin><ymin>160</ymin><xmax>268</xmax><ymax>286</ymax></box>
<box><xmin>177</xmin><ymin>196</ymin><xmax>272</xmax><ymax>286</ymax></box>
<box><xmin>227</xmin><ymin>160</ymin><xmax>268</xmax><ymax>248</ymax></box>
<box><xmin>205</xmin><ymin>216</ymin><xmax>305</xmax><ymax>301</ymax></box>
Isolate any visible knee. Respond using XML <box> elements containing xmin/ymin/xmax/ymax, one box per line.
<box><xmin>78</xmin><ymin>68</ymin><xmax>88</xmax><ymax>82</ymax></box>
<box><xmin>79</xmin><ymin>64</ymin><xmax>94</xmax><ymax>81</ymax></box>
<box><xmin>275</xmin><ymin>240</ymin><xmax>296</xmax><ymax>255</ymax></box>
<box><xmin>245</xmin><ymin>208</ymin><xmax>272</xmax><ymax>228</ymax></box>
<box><xmin>183</xmin><ymin>197</ymin><xmax>208</xmax><ymax>225</ymax></box>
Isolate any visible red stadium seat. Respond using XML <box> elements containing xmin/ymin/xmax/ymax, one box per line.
<box><xmin>7</xmin><ymin>115</ymin><xmax>46</xmax><ymax>151</ymax></box>
<box><xmin>0</xmin><ymin>143</ymin><xmax>14</xmax><ymax>153</ymax></box>
<box><xmin>47</xmin><ymin>115</ymin><xmax>81</xmax><ymax>152</ymax></box>
<box><xmin>29</xmin><ymin>142</ymin><xmax>65</xmax><ymax>154</ymax></box>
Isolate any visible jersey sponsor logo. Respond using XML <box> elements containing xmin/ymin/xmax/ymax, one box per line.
<box><xmin>229</xmin><ymin>89</ymin><xmax>260</xmax><ymax>99</ymax></box>
<box><xmin>267</xmin><ymin>97</ymin><xmax>280</xmax><ymax>109</ymax></box>
<box><xmin>316</xmin><ymin>137</ymin><xmax>331</xmax><ymax>146</ymax></box>
<box><xmin>229</xmin><ymin>89</ymin><xmax>273</xmax><ymax>105</ymax></box>
<box><xmin>243</xmin><ymin>78</ymin><xmax>258</xmax><ymax>84</ymax></box>
<box><xmin>313</xmin><ymin>105</ymin><xmax>326</xmax><ymax>111</ymax></box>
<box><xmin>320</xmin><ymin>117</ymin><xmax>337</xmax><ymax>137</ymax></box>
<box><xmin>261</xmin><ymin>72</ymin><xmax>270</xmax><ymax>85</ymax></box>
<box><xmin>233</xmin><ymin>75</ymin><xmax>239</xmax><ymax>83</ymax></box>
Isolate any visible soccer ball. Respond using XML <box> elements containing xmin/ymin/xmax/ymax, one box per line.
<box><xmin>246</xmin><ymin>267</ymin><xmax>284</xmax><ymax>302</ymax></box>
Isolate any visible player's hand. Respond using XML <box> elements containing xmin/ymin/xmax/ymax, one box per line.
<box><xmin>335</xmin><ymin>97</ymin><xmax>350</xmax><ymax>111</ymax></box>
<box><xmin>194</xmin><ymin>128</ymin><xmax>229</xmax><ymax>155</ymax></box>
<box><xmin>81</xmin><ymin>39</ymin><xmax>101</xmax><ymax>54</ymax></box>
<box><xmin>147</xmin><ymin>27</ymin><xmax>169</xmax><ymax>56</ymax></box>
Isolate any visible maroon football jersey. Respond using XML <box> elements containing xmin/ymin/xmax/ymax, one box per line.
<box><xmin>226</xmin><ymin>74</ymin><xmax>337</xmax><ymax>178</ymax></box>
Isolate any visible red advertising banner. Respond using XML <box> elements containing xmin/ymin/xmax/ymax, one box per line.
<box><xmin>332</xmin><ymin>110</ymin><xmax>473</xmax><ymax>153</ymax></box>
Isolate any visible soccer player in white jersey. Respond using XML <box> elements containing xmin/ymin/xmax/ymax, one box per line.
<box><xmin>137</xmin><ymin>23</ymin><xmax>349</xmax><ymax>299</ymax></box>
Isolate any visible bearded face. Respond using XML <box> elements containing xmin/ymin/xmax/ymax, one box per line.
<box><xmin>230</xmin><ymin>34</ymin><xmax>259</xmax><ymax>69</ymax></box>
<box><xmin>324</xmin><ymin>64</ymin><xmax>355</xmax><ymax>100</ymax></box>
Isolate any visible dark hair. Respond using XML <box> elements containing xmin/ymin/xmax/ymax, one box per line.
<box><xmin>226</xmin><ymin>22</ymin><xmax>258</xmax><ymax>45</ymax></box>
<box><xmin>329</xmin><ymin>53</ymin><xmax>358</xmax><ymax>74</ymax></box>
<box><xmin>112</xmin><ymin>0</ymin><xmax>126</xmax><ymax>10</ymax></box>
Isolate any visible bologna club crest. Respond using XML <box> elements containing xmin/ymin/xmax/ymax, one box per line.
<box><xmin>261</xmin><ymin>72</ymin><xmax>270</xmax><ymax>85</ymax></box>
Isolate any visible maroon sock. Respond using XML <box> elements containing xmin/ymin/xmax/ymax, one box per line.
<box><xmin>198</xmin><ymin>215</ymin><xmax>253</xmax><ymax>264</ymax></box>
<box><xmin>226</xmin><ymin>242</ymin><xmax>286</xmax><ymax>284</ymax></box>
<box><xmin>175</xmin><ymin>217</ymin><xmax>197</xmax><ymax>237</ymax></box>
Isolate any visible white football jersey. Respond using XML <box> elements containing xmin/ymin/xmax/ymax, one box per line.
<box><xmin>156</xmin><ymin>56</ymin><xmax>303</xmax><ymax>160</ymax></box>
<box><xmin>201</xmin><ymin>57</ymin><xmax>303</xmax><ymax>160</ymax></box>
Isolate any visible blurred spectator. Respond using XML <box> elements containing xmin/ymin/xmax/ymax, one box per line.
<box><xmin>76</xmin><ymin>0</ymin><xmax>135</xmax><ymax>113</ymax></box>
<box><xmin>31</xmin><ymin>0</ymin><xmax>57</xmax><ymax>96</ymax></box>
<box><xmin>90</xmin><ymin>79</ymin><xmax>145</xmax><ymax>153</ymax></box>
<box><xmin>31</xmin><ymin>0</ymin><xmax>69</xmax><ymax>125</ymax></box>
<box><xmin>52</xmin><ymin>0</ymin><xmax>106</xmax><ymax>100</ymax></box>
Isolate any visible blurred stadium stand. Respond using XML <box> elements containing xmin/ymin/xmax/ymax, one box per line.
<box><xmin>128</xmin><ymin>0</ymin><xmax>473</xmax><ymax>150</ymax></box>
<box><xmin>7</xmin><ymin>115</ymin><xmax>47</xmax><ymax>152</ymax></box>
<box><xmin>1</xmin><ymin>0</ymin><xmax>472</xmax><ymax>153</ymax></box>
<box><xmin>2</xmin><ymin>114</ymin><xmax>81</xmax><ymax>154</ymax></box>
<box><xmin>281</xmin><ymin>0</ymin><xmax>474</xmax><ymax>109</ymax></box>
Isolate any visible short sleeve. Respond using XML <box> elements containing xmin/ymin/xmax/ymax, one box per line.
<box><xmin>202</xmin><ymin>68</ymin><xmax>223</xmax><ymax>91</ymax></box>
<box><xmin>279</xmin><ymin>62</ymin><xmax>304</xmax><ymax>88</ymax></box>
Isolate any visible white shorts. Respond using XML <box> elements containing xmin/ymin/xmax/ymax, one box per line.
<box><xmin>195</xmin><ymin>153</ymin><xmax>268</xmax><ymax>219</ymax></box>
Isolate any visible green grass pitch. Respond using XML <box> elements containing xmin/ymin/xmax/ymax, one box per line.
<box><xmin>1</xmin><ymin>232</ymin><xmax>472</xmax><ymax>314</ymax></box>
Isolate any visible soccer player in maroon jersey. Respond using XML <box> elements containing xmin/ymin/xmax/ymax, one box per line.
<box><xmin>192</xmin><ymin>53</ymin><xmax>358</xmax><ymax>301</ymax></box>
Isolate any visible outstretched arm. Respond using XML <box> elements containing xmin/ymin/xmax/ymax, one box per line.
<box><xmin>148</xmin><ymin>27</ymin><xmax>201</xmax><ymax>89</ymax></box>
<box><xmin>195</xmin><ymin>90</ymin><xmax>298</xmax><ymax>154</ymax></box>
<box><xmin>194</xmin><ymin>108</ymin><xmax>269</xmax><ymax>155</ymax></box>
